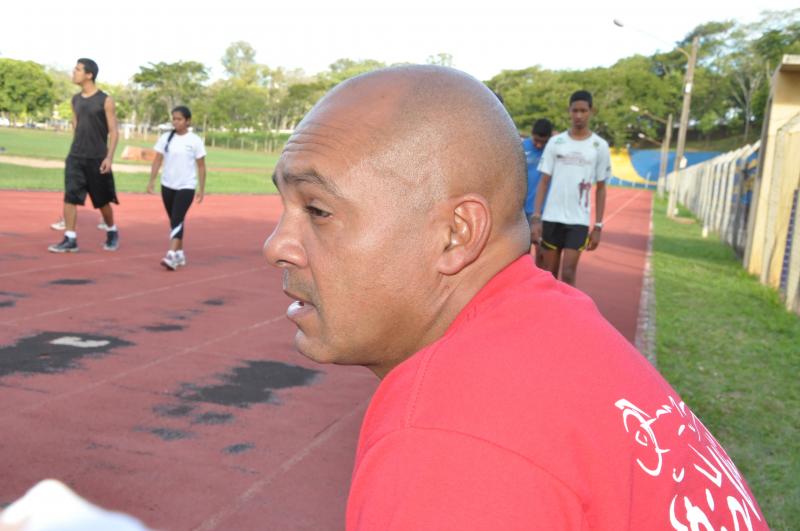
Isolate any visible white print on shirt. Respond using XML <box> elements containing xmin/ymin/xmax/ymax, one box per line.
<box><xmin>615</xmin><ymin>396</ymin><xmax>763</xmax><ymax>530</ymax></box>
<box><xmin>555</xmin><ymin>151</ymin><xmax>593</xmax><ymax>167</ymax></box>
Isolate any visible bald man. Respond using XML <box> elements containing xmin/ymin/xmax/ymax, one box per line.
<box><xmin>265</xmin><ymin>66</ymin><xmax>766</xmax><ymax>530</ymax></box>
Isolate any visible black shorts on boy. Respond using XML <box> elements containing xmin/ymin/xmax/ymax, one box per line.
<box><xmin>64</xmin><ymin>155</ymin><xmax>119</xmax><ymax>208</ymax></box>
<box><xmin>541</xmin><ymin>221</ymin><xmax>589</xmax><ymax>251</ymax></box>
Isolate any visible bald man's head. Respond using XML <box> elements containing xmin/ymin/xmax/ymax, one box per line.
<box><xmin>266</xmin><ymin>65</ymin><xmax>531</xmax><ymax>377</ymax></box>
<box><xmin>299</xmin><ymin>65</ymin><xmax>527</xmax><ymax>226</ymax></box>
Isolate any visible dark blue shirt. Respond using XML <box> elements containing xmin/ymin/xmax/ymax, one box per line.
<box><xmin>522</xmin><ymin>137</ymin><xmax>545</xmax><ymax>217</ymax></box>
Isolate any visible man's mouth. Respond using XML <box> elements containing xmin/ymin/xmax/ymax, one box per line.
<box><xmin>283</xmin><ymin>288</ymin><xmax>317</xmax><ymax>322</ymax></box>
<box><xmin>287</xmin><ymin>299</ymin><xmax>315</xmax><ymax>321</ymax></box>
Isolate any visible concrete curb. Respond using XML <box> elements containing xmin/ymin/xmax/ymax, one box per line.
<box><xmin>635</xmin><ymin>193</ymin><xmax>657</xmax><ymax>367</ymax></box>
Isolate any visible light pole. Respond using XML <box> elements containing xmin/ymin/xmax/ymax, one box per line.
<box><xmin>631</xmin><ymin>105</ymin><xmax>673</xmax><ymax>197</ymax></box>
<box><xmin>614</xmin><ymin>19</ymin><xmax>699</xmax><ymax>217</ymax></box>
<box><xmin>668</xmin><ymin>36</ymin><xmax>699</xmax><ymax>218</ymax></box>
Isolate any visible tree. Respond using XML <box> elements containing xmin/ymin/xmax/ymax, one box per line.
<box><xmin>222</xmin><ymin>41</ymin><xmax>258</xmax><ymax>81</ymax></box>
<box><xmin>133</xmin><ymin>61</ymin><xmax>209</xmax><ymax>121</ymax></box>
<box><xmin>323</xmin><ymin>58</ymin><xmax>386</xmax><ymax>87</ymax></box>
<box><xmin>0</xmin><ymin>59</ymin><xmax>53</xmax><ymax>122</ymax></box>
<box><xmin>207</xmin><ymin>78</ymin><xmax>265</xmax><ymax>131</ymax></box>
<box><xmin>426</xmin><ymin>53</ymin><xmax>454</xmax><ymax>67</ymax></box>
<box><xmin>46</xmin><ymin>67</ymin><xmax>75</xmax><ymax>125</ymax></box>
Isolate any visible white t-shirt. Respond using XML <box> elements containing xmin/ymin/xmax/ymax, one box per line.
<box><xmin>154</xmin><ymin>131</ymin><xmax>206</xmax><ymax>190</ymax></box>
<box><xmin>538</xmin><ymin>131</ymin><xmax>611</xmax><ymax>226</ymax></box>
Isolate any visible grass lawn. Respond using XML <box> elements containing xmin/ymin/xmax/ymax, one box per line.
<box><xmin>0</xmin><ymin>128</ymin><xmax>279</xmax><ymax>194</ymax></box>
<box><xmin>652</xmin><ymin>197</ymin><xmax>799</xmax><ymax>530</ymax></box>
<box><xmin>0</xmin><ymin>127</ymin><xmax>281</xmax><ymax>172</ymax></box>
<box><xmin>0</xmin><ymin>163</ymin><xmax>276</xmax><ymax>194</ymax></box>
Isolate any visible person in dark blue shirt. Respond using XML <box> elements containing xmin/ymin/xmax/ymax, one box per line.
<box><xmin>521</xmin><ymin>119</ymin><xmax>553</xmax><ymax>265</ymax></box>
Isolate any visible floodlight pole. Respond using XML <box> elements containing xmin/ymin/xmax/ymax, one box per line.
<box><xmin>658</xmin><ymin>113</ymin><xmax>673</xmax><ymax>197</ymax></box>
<box><xmin>667</xmin><ymin>36</ymin><xmax>699</xmax><ymax>218</ymax></box>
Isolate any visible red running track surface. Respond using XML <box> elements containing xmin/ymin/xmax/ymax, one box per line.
<box><xmin>0</xmin><ymin>188</ymin><xmax>651</xmax><ymax>529</ymax></box>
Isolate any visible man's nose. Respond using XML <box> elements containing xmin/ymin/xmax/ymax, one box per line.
<box><xmin>264</xmin><ymin>215</ymin><xmax>307</xmax><ymax>269</ymax></box>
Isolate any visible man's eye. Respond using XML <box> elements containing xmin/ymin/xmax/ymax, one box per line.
<box><xmin>305</xmin><ymin>205</ymin><xmax>331</xmax><ymax>218</ymax></box>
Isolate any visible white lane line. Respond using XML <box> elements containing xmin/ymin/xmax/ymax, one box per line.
<box><xmin>604</xmin><ymin>189</ymin><xmax>646</xmax><ymax>226</ymax></box>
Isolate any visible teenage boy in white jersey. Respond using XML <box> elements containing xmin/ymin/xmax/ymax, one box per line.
<box><xmin>530</xmin><ymin>90</ymin><xmax>610</xmax><ymax>286</ymax></box>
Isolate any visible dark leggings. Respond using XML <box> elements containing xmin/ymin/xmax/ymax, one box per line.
<box><xmin>161</xmin><ymin>186</ymin><xmax>195</xmax><ymax>240</ymax></box>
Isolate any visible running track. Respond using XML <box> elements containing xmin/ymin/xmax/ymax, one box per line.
<box><xmin>0</xmin><ymin>188</ymin><xmax>651</xmax><ymax>529</ymax></box>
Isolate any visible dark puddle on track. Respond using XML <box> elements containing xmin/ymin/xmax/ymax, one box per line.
<box><xmin>0</xmin><ymin>332</ymin><xmax>133</xmax><ymax>378</ymax></box>
<box><xmin>143</xmin><ymin>324</ymin><xmax>184</xmax><ymax>332</ymax></box>
<box><xmin>177</xmin><ymin>360</ymin><xmax>321</xmax><ymax>408</ymax></box>
<box><xmin>0</xmin><ymin>291</ymin><xmax>28</xmax><ymax>310</ymax></box>
<box><xmin>135</xmin><ymin>426</ymin><xmax>193</xmax><ymax>441</ymax></box>
<box><xmin>48</xmin><ymin>278</ymin><xmax>94</xmax><ymax>286</ymax></box>
<box><xmin>224</xmin><ymin>443</ymin><xmax>254</xmax><ymax>455</ymax></box>
<box><xmin>147</xmin><ymin>361</ymin><xmax>320</xmax><ymax>448</ymax></box>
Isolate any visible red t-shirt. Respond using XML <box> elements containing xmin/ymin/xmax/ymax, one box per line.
<box><xmin>347</xmin><ymin>256</ymin><xmax>766</xmax><ymax>530</ymax></box>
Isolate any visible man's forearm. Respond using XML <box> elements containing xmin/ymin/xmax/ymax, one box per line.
<box><xmin>532</xmin><ymin>174</ymin><xmax>551</xmax><ymax>218</ymax></box>
<box><xmin>106</xmin><ymin>131</ymin><xmax>119</xmax><ymax>161</ymax></box>
<box><xmin>595</xmin><ymin>184</ymin><xmax>606</xmax><ymax>223</ymax></box>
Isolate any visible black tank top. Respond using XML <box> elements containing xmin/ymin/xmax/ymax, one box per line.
<box><xmin>69</xmin><ymin>90</ymin><xmax>109</xmax><ymax>158</ymax></box>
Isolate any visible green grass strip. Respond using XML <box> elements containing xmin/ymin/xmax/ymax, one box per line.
<box><xmin>0</xmin><ymin>163</ymin><xmax>276</xmax><ymax>195</ymax></box>
<box><xmin>652</xmin><ymin>197</ymin><xmax>799</xmax><ymax>529</ymax></box>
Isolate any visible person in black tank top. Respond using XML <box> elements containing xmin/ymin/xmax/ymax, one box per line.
<box><xmin>48</xmin><ymin>58</ymin><xmax>121</xmax><ymax>254</ymax></box>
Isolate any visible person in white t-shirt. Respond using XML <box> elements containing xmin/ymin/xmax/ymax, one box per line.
<box><xmin>530</xmin><ymin>90</ymin><xmax>610</xmax><ymax>286</ymax></box>
<box><xmin>146</xmin><ymin>106</ymin><xmax>207</xmax><ymax>270</ymax></box>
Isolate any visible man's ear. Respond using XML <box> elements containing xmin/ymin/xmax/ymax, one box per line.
<box><xmin>436</xmin><ymin>194</ymin><xmax>492</xmax><ymax>276</ymax></box>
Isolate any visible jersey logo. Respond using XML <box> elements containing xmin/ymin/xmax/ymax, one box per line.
<box><xmin>615</xmin><ymin>396</ymin><xmax>763</xmax><ymax>530</ymax></box>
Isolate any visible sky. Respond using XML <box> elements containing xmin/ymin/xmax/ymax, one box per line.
<box><xmin>2</xmin><ymin>0</ymin><xmax>797</xmax><ymax>84</ymax></box>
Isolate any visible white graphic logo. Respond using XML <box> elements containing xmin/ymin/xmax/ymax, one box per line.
<box><xmin>615</xmin><ymin>396</ymin><xmax>763</xmax><ymax>530</ymax></box>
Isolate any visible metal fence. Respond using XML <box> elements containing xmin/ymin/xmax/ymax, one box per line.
<box><xmin>664</xmin><ymin>112</ymin><xmax>800</xmax><ymax>314</ymax></box>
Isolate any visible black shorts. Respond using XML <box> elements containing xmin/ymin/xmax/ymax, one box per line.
<box><xmin>64</xmin><ymin>155</ymin><xmax>119</xmax><ymax>208</ymax></box>
<box><xmin>541</xmin><ymin>221</ymin><xmax>589</xmax><ymax>251</ymax></box>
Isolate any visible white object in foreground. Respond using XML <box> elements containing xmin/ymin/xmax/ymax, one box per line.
<box><xmin>0</xmin><ymin>479</ymin><xmax>149</xmax><ymax>531</ymax></box>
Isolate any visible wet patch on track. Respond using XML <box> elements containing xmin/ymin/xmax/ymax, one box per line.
<box><xmin>153</xmin><ymin>403</ymin><xmax>195</xmax><ymax>418</ymax></box>
<box><xmin>48</xmin><ymin>278</ymin><xmax>94</xmax><ymax>286</ymax></box>
<box><xmin>223</xmin><ymin>443</ymin><xmax>254</xmax><ymax>455</ymax></box>
<box><xmin>143</xmin><ymin>323</ymin><xmax>185</xmax><ymax>333</ymax></box>
<box><xmin>0</xmin><ymin>332</ymin><xmax>133</xmax><ymax>378</ymax></box>
<box><xmin>136</xmin><ymin>426</ymin><xmax>194</xmax><ymax>441</ymax></box>
<box><xmin>192</xmin><ymin>411</ymin><xmax>234</xmax><ymax>425</ymax></box>
<box><xmin>177</xmin><ymin>361</ymin><xmax>321</xmax><ymax>408</ymax></box>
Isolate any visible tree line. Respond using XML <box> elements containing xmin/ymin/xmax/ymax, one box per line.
<box><xmin>1</xmin><ymin>9</ymin><xmax>797</xmax><ymax>149</ymax></box>
<box><xmin>489</xmin><ymin>9</ymin><xmax>799</xmax><ymax>147</ymax></box>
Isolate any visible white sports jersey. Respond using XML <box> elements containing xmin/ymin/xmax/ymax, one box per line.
<box><xmin>154</xmin><ymin>131</ymin><xmax>206</xmax><ymax>190</ymax></box>
<box><xmin>538</xmin><ymin>131</ymin><xmax>611</xmax><ymax>226</ymax></box>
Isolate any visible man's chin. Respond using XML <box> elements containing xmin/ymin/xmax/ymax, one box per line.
<box><xmin>293</xmin><ymin>331</ymin><xmax>336</xmax><ymax>365</ymax></box>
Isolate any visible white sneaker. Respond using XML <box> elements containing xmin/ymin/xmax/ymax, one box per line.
<box><xmin>174</xmin><ymin>254</ymin><xmax>186</xmax><ymax>267</ymax></box>
<box><xmin>160</xmin><ymin>254</ymin><xmax>178</xmax><ymax>271</ymax></box>
<box><xmin>50</xmin><ymin>219</ymin><xmax>66</xmax><ymax>231</ymax></box>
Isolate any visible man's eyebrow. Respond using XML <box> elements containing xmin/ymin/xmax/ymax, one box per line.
<box><xmin>273</xmin><ymin>169</ymin><xmax>344</xmax><ymax>198</ymax></box>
